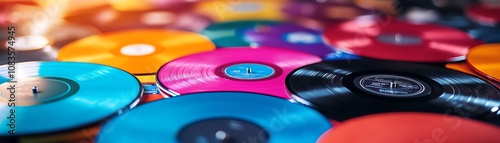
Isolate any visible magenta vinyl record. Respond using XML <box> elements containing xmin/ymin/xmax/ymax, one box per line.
<box><xmin>156</xmin><ymin>47</ymin><xmax>322</xmax><ymax>99</ymax></box>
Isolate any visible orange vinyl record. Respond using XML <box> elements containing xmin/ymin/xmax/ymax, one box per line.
<box><xmin>317</xmin><ymin>112</ymin><xmax>500</xmax><ymax>143</ymax></box>
<box><xmin>467</xmin><ymin>44</ymin><xmax>500</xmax><ymax>82</ymax></box>
<box><xmin>446</xmin><ymin>62</ymin><xmax>500</xmax><ymax>89</ymax></box>
<box><xmin>446</xmin><ymin>62</ymin><xmax>480</xmax><ymax>76</ymax></box>
<box><xmin>194</xmin><ymin>0</ymin><xmax>286</xmax><ymax>22</ymax></box>
<box><xmin>57</xmin><ymin>29</ymin><xmax>216</xmax><ymax>75</ymax></box>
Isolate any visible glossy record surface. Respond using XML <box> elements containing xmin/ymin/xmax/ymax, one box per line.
<box><xmin>317</xmin><ymin>112</ymin><xmax>500</xmax><ymax>143</ymax></box>
<box><xmin>57</xmin><ymin>29</ymin><xmax>215</xmax><ymax>74</ymax></box>
<box><xmin>0</xmin><ymin>62</ymin><xmax>142</xmax><ymax>136</ymax></box>
<box><xmin>466</xmin><ymin>43</ymin><xmax>500</xmax><ymax>82</ymax></box>
<box><xmin>244</xmin><ymin>24</ymin><xmax>336</xmax><ymax>58</ymax></box>
<box><xmin>194</xmin><ymin>0</ymin><xmax>286</xmax><ymax>22</ymax></box>
<box><xmin>157</xmin><ymin>48</ymin><xmax>321</xmax><ymax>99</ymax></box>
<box><xmin>286</xmin><ymin>59</ymin><xmax>500</xmax><ymax>121</ymax></box>
<box><xmin>323</xmin><ymin>17</ymin><xmax>483</xmax><ymax>62</ymax></box>
<box><xmin>201</xmin><ymin>20</ymin><xmax>281</xmax><ymax>47</ymax></box>
<box><xmin>96</xmin><ymin>92</ymin><xmax>332</xmax><ymax>143</ymax></box>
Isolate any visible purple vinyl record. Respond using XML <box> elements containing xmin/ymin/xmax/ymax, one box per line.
<box><xmin>282</xmin><ymin>0</ymin><xmax>372</xmax><ymax>22</ymax></box>
<box><xmin>244</xmin><ymin>24</ymin><xmax>358</xmax><ymax>60</ymax></box>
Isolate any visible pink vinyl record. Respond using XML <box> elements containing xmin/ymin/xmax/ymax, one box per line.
<box><xmin>156</xmin><ymin>47</ymin><xmax>322</xmax><ymax>99</ymax></box>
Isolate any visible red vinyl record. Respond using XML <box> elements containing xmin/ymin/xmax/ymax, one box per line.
<box><xmin>323</xmin><ymin>16</ymin><xmax>483</xmax><ymax>62</ymax></box>
<box><xmin>156</xmin><ymin>47</ymin><xmax>322</xmax><ymax>99</ymax></box>
<box><xmin>317</xmin><ymin>112</ymin><xmax>500</xmax><ymax>143</ymax></box>
<box><xmin>466</xmin><ymin>3</ymin><xmax>500</xmax><ymax>26</ymax></box>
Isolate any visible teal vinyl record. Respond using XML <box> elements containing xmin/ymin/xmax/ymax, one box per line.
<box><xmin>200</xmin><ymin>20</ymin><xmax>281</xmax><ymax>47</ymax></box>
<box><xmin>0</xmin><ymin>62</ymin><xmax>142</xmax><ymax>136</ymax></box>
<box><xmin>97</xmin><ymin>92</ymin><xmax>332</xmax><ymax>143</ymax></box>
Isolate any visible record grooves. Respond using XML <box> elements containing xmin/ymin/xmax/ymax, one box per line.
<box><xmin>0</xmin><ymin>62</ymin><xmax>143</xmax><ymax>142</ymax></box>
<box><xmin>286</xmin><ymin>59</ymin><xmax>500</xmax><ymax>121</ymax></box>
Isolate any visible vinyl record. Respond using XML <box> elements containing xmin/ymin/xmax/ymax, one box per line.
<box><xmin>243</xmin><ymin>23</ymin><xmax>359</xmax><ymax>59</ymax></box>
<box><xmin>0</xmin><ymin>1</ymin><xmax>39</xmax><ymax>26</ymax></box>
<box><xmin>57</xmin><ymin>29</ymin><xmax>216</xmax><ymax>75</ymax></box>
<box><xmin>110</xmin><ymin>0</ymin><xmax>199</xmax><ymax>11</ymax></box>
<box><xmin>200</xmin><ymin>20</ymin><xmax>281</xmax><ymax>47</ymax></box>
<box><xmin>96</xmin><ymin>92</ymin><xmax>332</xmax><ymax>143</ymax></box>
<box><xmin>0</xmin><ymin>22</ymin><xmax>100</xmax><ymax>65</ymax></box>
<box><xmin>64</xmin><ymin>6</ymin><xmax>213</xmax><ymax>32</ymax></box>
<box><xmin>136</xmin><ymin>74</ymin><xmax>156</xmax><ymax>83</ymax></box>
<box><xmin>446</xmin><ymin>62</ymin><xmax>500</xmax><ymax>89</ymax></box>
<box><xmin>139</xmin><ymin>83</ymin><xmax>166</xmax><ymax>104</ymax></box>
<box><xmin>402</xmin><ymin>7</ymin><xmax>474</xmax><ymax>30</ymax></box>
<box><xmin>466</xmin><ymin>43</ymin><xmax>500</xmax><ymax>82</ymax></box>
<box><xmin>286</xmin><ymin>59</ymin><xmax>500</xmax><ymax>121</ymax></box>
<box><xmin>283</xmin><ymin>0</ymin><xmax>372</xmax><ymax>22</ymax></box>
<box><xmin>469</xmin><ymin>26</ymin><xmax>500</xmax><ymax>43</ymax></box>
<box><xmin>193</xmin><ymin>0</ymin><xmax>286</xmax><ymax>22</ymax></box>
<box><xmin>157</xmin><ymin>48</ymin><xmax>322</xmax><ymax>99</ymax></box>
<box><xmin>0</xmin><ymin>62</ymin><xmax>142</xmax><ymax>137</ymax></box>
<box><xmin>353</xmin><ymin>0</ymin><xmax>397</xmax><ymax>12</ymax></box>
<box><xmin>466</xmin><ymin>3</ymin><xmax>500</xmax><ymax>26</ymax></box>
<box><xmin>323</xmin><ymin>16</ymin><xmax>483</xmax><ymax>62</ymax></box>
<box><xmin>445</xmin><ymin>62</ymin><xmax>481</xmax><ymax>76</ymax></box>
<box><xmin>317</xmin><ymin>112</ymin><xmax>500</xmax><ymax>143</ymax></box>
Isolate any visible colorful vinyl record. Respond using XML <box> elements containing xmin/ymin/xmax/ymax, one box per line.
<box><xmin>283</xmin><ymin>0</ymin><xmax>371</xmax><ymax>22</ymax></box>
<box><xmin>243</xmin><ymin>23</ymin><xmax>359</xmax><ymax>60</ymax></box>
<box><xmin>193</xmin><ymin>0</ymin><xmax>286</xmax><ymax>22</ymax></box>
<box><xmin>200</xmin><ymin>20</ymin><xmax>281</xmax><ymax>47</ymax></box>
<box><xmin>64</xmin><ymin>6</ymin><xmax>213</xmax><ymax>32</ymax></box>
<box><xmin>466</xmin><ymin>3</ymin><xmax>500</xmax><ymax>26</ymax></box>
<box><xmin>469</xmin><ymin>26</ymin><xmax>500</xmax><ymax>43</ymax></box>
<box><xmin>0</xmin><ymin>22</ymin><xmax>100</xmax><ymax>65</ymax></box>
<box><xmin>136</xmin><ymin>74</ymin><xmax>156</xmax><ymax>83</ymax></box>
<box><xmin>286</xmin><ymin>59</ymin><xmax>500</xmax><ymax>121</ymax></box>
<box><xmin>323</xmin><ymin>16</ymin><xmax>483</xmax><ymax>62</ymax></box>
<box><xmin>467</xmin><ymin>44</ymin><xmax>500</xmax><ymax>82</ymax></box>
<box><xmin>353</xmin><ymin>0</ymin><xmax>397</xmax><ymax>12</ymax></box>
<box><xmin>446</xmin><ymin>62</ymin><xmax>500</xmax><ymax>88</ymax></box>
<box><xmin>157</xmin><ymin>48</ymin><xmax>322</xmax><ymax>99</ymax></box>
<box><xmin>402</xmin><ymin>7</ymin><xmax>474</xmax><ymax>30</ymax></box>
<box><xmin>446</xmin><ymin>62</ymin><xmax>481</xmax><ymax>76</ymax></box>
<box><xmin>317</xmin><ymin>112</ymin><xmax>500</xmax><ymax>143</ymax></box>
<box><xmin>96</xmin><ymin>92</ymin><xmax>332</xmax><ymax>143</ymax></box>
<box><xmin>139</xmin><ymin>83</ymin><xmax>166</xmax><ymax>104</ymax></box>
<box><xmin>110</xmin><ymin>0</ymin><xmax>199</xmax><ymax>11</ymax></box>
<box><xmin>0</xmin><ymin>62</ymin><xmax>142</xmax><ymax>138</ymax></box>
<box><xmin>57</xmin><ymin>29</ymin><xmax>216</xmax><ymax>75</ymax></box>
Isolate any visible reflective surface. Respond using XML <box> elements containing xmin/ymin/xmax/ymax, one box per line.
<box><xmin>0</xmin><ymin>62</ymin><xmax>142</xmax><ymax>136</ymax></box>
<box><xmin>97</xmin><ymin>92</ymin><xmax>332</xmax><ymax>143</ymax></box>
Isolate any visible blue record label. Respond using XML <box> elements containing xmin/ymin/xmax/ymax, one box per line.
<box><xmin>142</xmin><ymin>83</ymin><xmax>161</xmax><ymax>95</ymax></box>
<box><xmin>224</xmin><ymin>63</ymin><xmax>275</xmax><ymax>80</ymax></box>
<box><xmin>283</xmin><ymin>32</ymin><xmax>322</xmax><ymax>44</ymax></box>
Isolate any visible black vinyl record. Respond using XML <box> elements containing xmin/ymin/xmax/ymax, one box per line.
<box><xmin>286</xmin><ymin>59</ymin><xmax>500</xmax><ymax>121</ymax></box>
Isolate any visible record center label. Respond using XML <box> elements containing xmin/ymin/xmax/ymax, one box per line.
<box><xmin>224</xmin><ymin>63</ymin><xmax>275</xmax><ymax>80</ymax></box>
<box><xmin>284</xmin><ymin>32</ymin><xmax>321</xmax><ymax>44</ymax></box>
<box><xmin>376</xmin><ymin>33</ymin><xmax>423</xmax><ymax>45</ymax></box>
<box><xmin>0</xmin><ymin>77</ymin><xmax>78</xmax><ymax>106</ymax></box>
<box><xmin>354</xmin><ymin>74</ymin><xmax>426</xmax><ymax>97</ymax></box>
<box><xmin>5</xmin><ymin>35</ymin><xmax>49</xmax><ymax>51</ymax></box>
<box><xmin>120</xmin><ymin>44</ymin><xmax>156</xmax><ymax>56</ymax></box>
<box><xmin>142</xmin><ymin>83</ymin><xmax>160</xmax><ymax>95</ymax></box>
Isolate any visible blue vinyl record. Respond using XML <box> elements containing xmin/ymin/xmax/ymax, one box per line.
<box><xmin>469</xmin><ymin>26</ymin><xmax>500</xmax><ymax>43</ymax></box>
<box><xmin>0</xmin><ymin>62</ymin><xmax>142</xmax><ymax>136</ymax></box>
<box><xmin>97</xmin><ymin>92</ymin><xmax>332</xmax><ymax>143</ymax></box>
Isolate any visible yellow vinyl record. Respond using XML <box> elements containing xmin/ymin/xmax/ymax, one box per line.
<box><xmin>194</xmin><ymin>0</ymin><xmax>286</xmax><ymax>22</ymax></box>
<box><xmin>136</xmin><ymin>74</ymin><xmax>156</xmax><ymax>83</ymax></box>
<box><xmin>57</xmin><ymin>29</ymin><xmax>216</xmax><ymax>75</ymax></box>
<box><xmin>467</xmin><ymin>43</ymin><xmax>500</xmax><ymax>82</ymax></box>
